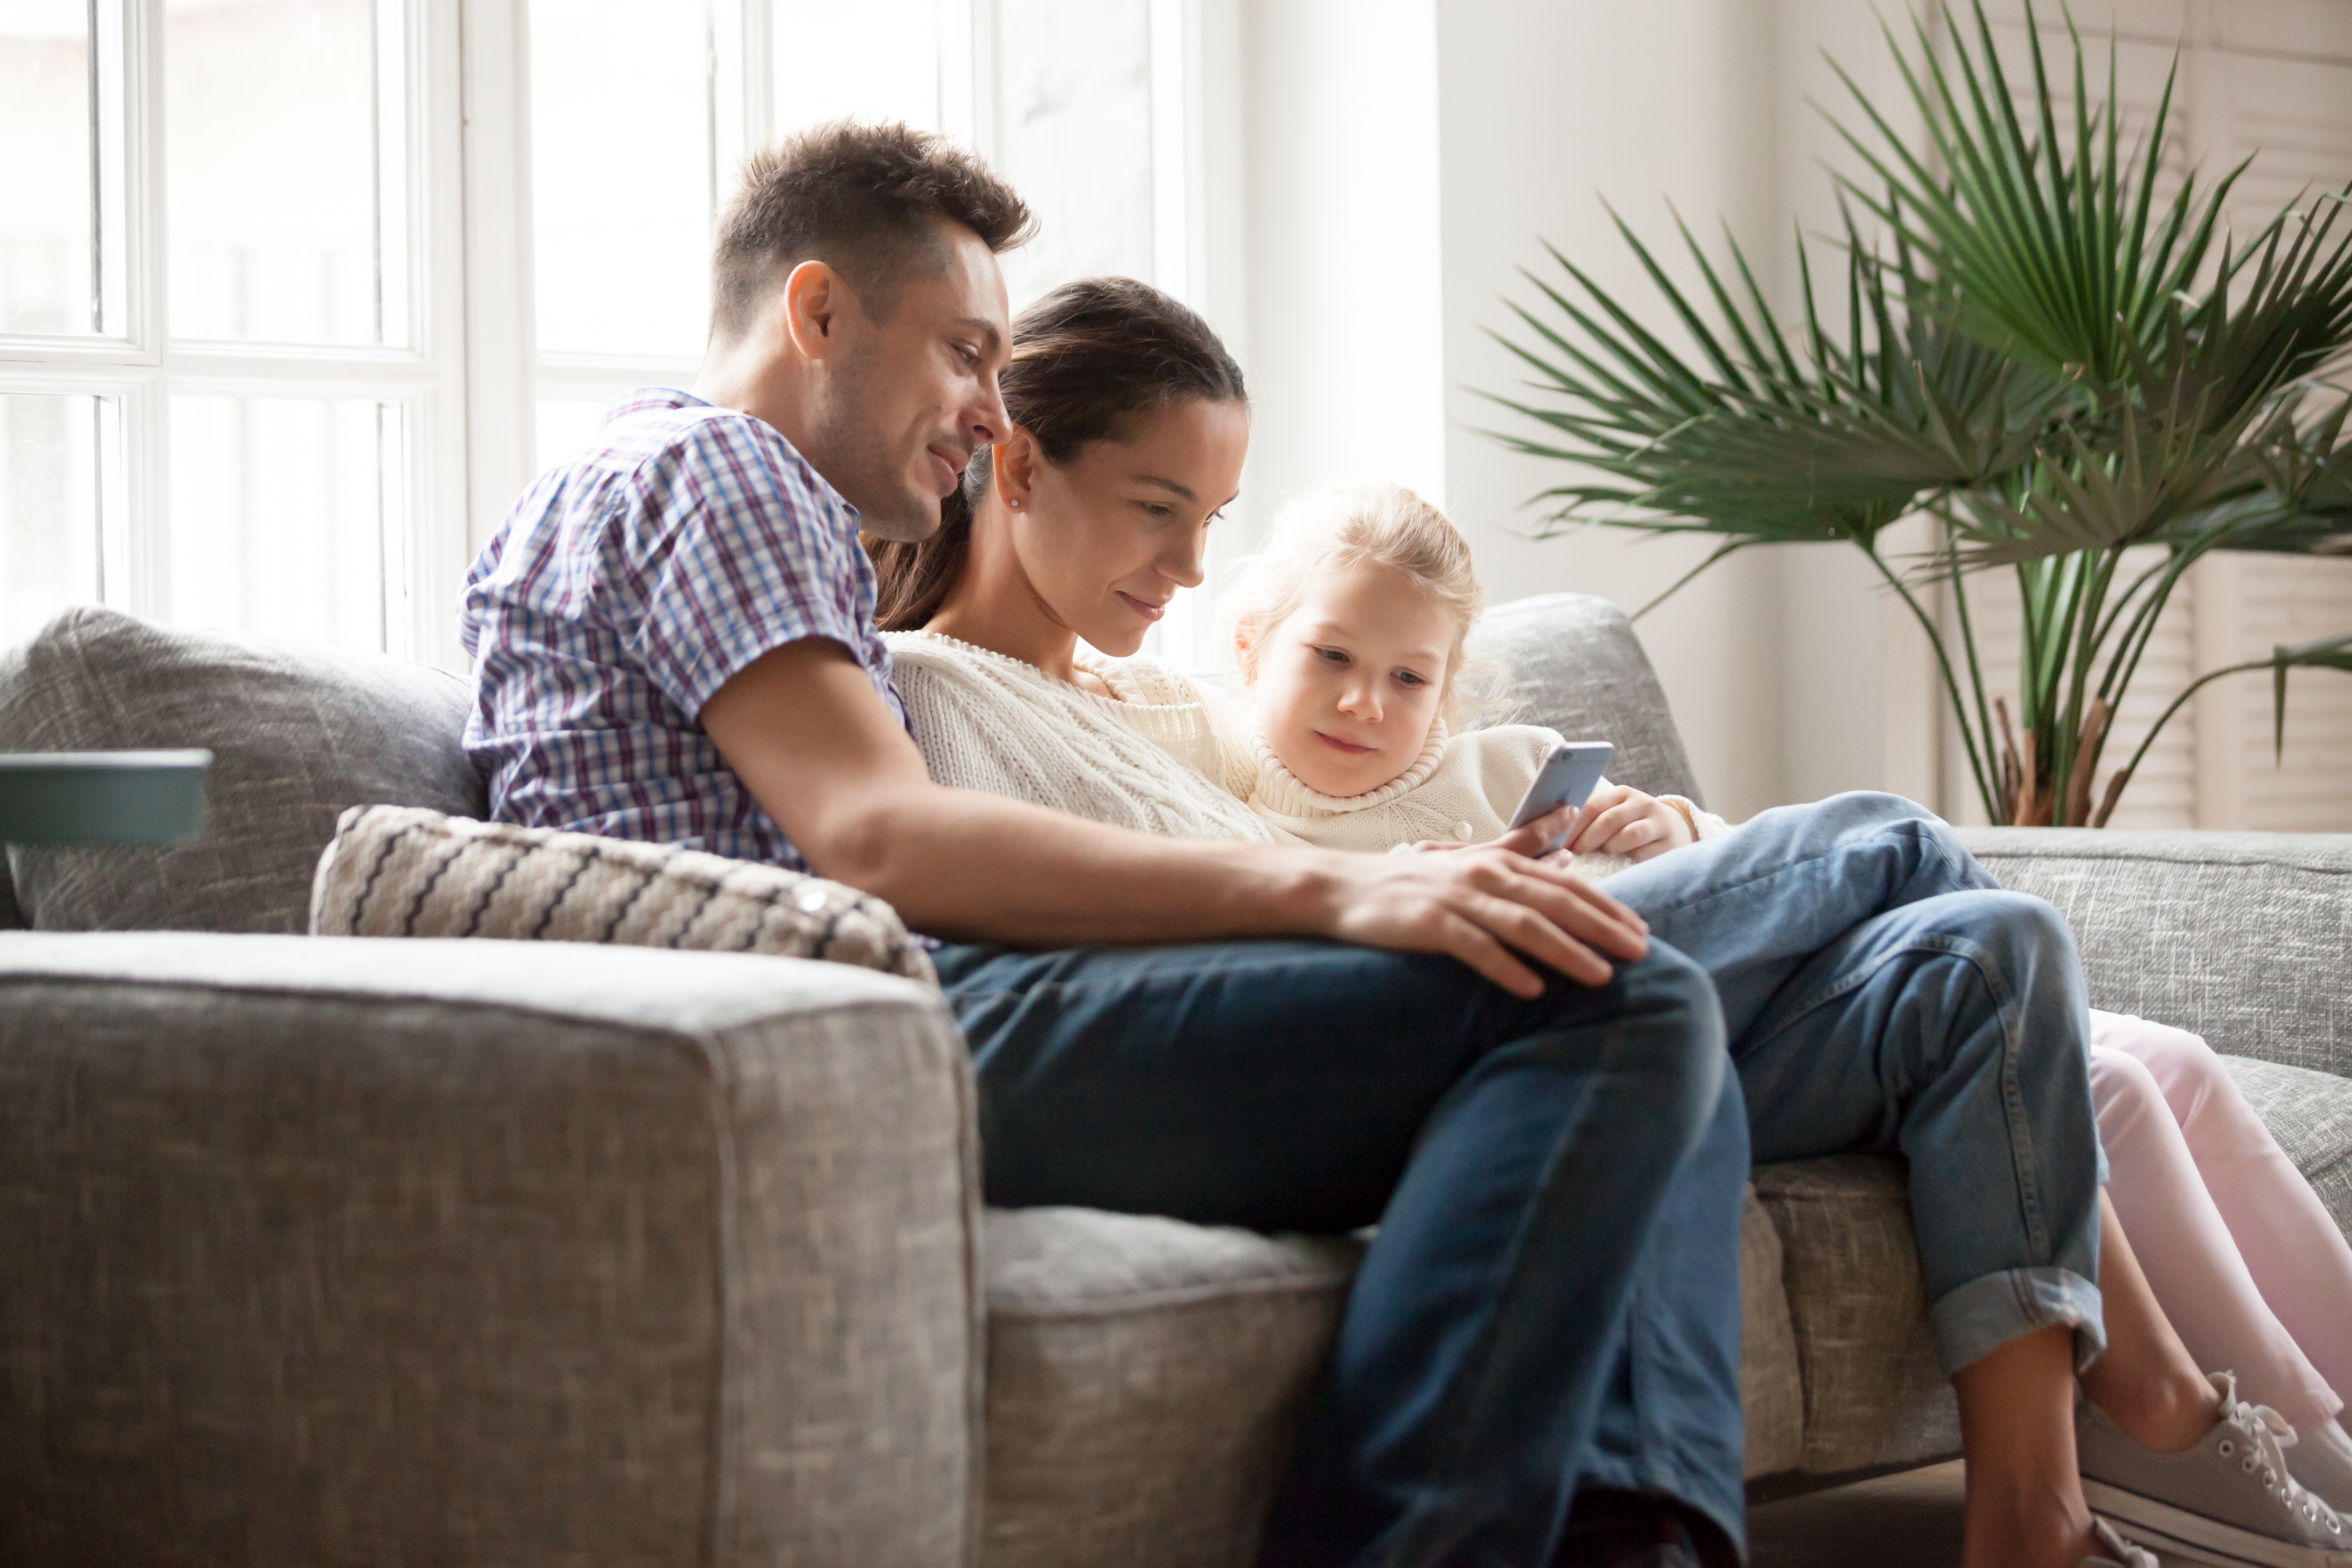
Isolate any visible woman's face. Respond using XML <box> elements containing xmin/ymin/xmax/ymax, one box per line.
<box><xmin>1247</xmin><ymin>561</ymin><xmax>1455</xmax><ymax>798</ymax></box>
<box><xmin>994</xmin><ymin>396</ymin><xmax>1249</xmax><ymax>657</ymax></box>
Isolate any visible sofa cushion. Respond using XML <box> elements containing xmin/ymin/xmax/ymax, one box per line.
<box><xmin>1750</xmin><ymin>1155</ymin><xmax>1957</xmax><ymax>1478</ymax></box>
<box><xmin>2222</xmin><ymin>1056</ymin><xmax>2352</xmax><ymax>1242</ymax></box>
<box><xmin>0</xmin><ymin>607</ymin><xmax>482</xmax><ymax>934</ymax></box>
<box><xmin>978</xmin><ymin>1188</ymin><xmax>1805</xmax><ymax>1567</ymax></box>
<box><xmin>1959</xmin><ymin>829</ymin><xmax>2352</xmax><ymax>1080</ymax></box>
<box><xmin>311</xmin><ymin>804</ymin><xmax>936</xmax><ymax>984</ymax></box>
<box><xmin>1465</xmin><ymin>593</ymin><xmax>1705</xmax><ymax>806</ymax></box>
<box><xmin>980</xmin><ymin>1207</ymin><xmax>1359</xmax><ymax>1568</ymax></box>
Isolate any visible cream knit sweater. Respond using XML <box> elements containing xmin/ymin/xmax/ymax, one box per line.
<box><xmin>884</xmin><ymin>632</ymin><xmax>1733</xmax><ymax>876</ymax></box>
<box><xmin>882</xmin><ymin>631</ymin><xmax>1280</xmax><ymax>843</ymax></box>
<box><xmin>1245</xmin><ymin>722</ymin><xmax>1731</xmax><ymax>878</ymax></box>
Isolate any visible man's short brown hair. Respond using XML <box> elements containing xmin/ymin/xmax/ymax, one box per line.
<box><xmin>709</xmin><ymin>120</ymin><xmax>1034</xmax><ymax>341</ymax></box>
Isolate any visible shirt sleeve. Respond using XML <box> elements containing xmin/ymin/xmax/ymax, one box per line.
<box><xmin>626</xmin><ymin>418</ymin><xmax>869</xmax><ymax>722</ymax></box>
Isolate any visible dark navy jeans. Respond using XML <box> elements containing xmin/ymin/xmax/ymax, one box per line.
<box><xmin>933</xmin><ymin>936</ymin><xmax>1746</xmax><ymax>1568</ymax></box>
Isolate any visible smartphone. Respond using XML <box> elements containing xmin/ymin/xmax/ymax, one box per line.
<box><xmin>1506</xmin><ymin>741</ymin><xmax>1614</xmax><ymax>854</ymax></box>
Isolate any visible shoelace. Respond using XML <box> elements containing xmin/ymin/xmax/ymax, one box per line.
<box><xmin>2213</xmin><ymin>1373</ymin><xmax>2347</xmax><ymax>1537</ymax></box>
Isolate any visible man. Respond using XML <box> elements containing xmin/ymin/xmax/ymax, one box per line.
<box><xmin>463</xmin><ymin>122</ymin><xmax>1749</xmax><ymax>1568</ymax></box>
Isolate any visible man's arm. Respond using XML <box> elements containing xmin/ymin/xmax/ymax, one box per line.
<box><xmin>700</xmin><ymin>640</ymin><xmax>1652</xmax><ymax>996</ymax></box>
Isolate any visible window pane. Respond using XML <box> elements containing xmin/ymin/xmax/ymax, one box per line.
<box><xmin>167</xmin><ymin>0</ymin><xmax>397</xmax><ymax>346</ymax></box>
<box><xmin>994</xmin><ymin>0</ymin><xmax>1154</xmax><ymax>308</ymax></box>
<box><xmin>535</xmin><ymin>397</ymin><xmax>606</xmax><ymax>470</ymax></box>
<box><xmin>169</xmin><ymin>395</ymin><xmax>396</xmax><ymax>650</ymax></box>
<box><xmin>530</xmin><ymin>0</ymin><xmax>712</xmax><ymax>358</ymax></box>
<box><xmin>0</xmin><ymin>1</ymin><xmax>95</xmax><ymax>335</ymax></box>
<box><xmin>769</xmin><ymin>1</ymin><xmax>940</xmax><ymax>137</ymax></box>
<box><xmin>0</xmin><ymin>393</ymin><xmax>106</xmax><ymax>647</ymax></box>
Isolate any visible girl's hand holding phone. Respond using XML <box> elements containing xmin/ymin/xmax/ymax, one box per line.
<box><xmin>1558</xmin><ymin>784</ymin><xmax>1694</xmax><ymax>863</ymax></box>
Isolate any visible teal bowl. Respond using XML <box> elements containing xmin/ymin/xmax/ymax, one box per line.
<box><xmin>0</xmin><ymin>750</ymin><xmax>212</xmax><ymax>846</ymax></box>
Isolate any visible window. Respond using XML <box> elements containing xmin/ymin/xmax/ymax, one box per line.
<box><xmin>491</xmin><ymin>1</ymin><xmax>1194</xmax><ymax>580</ymax></box>
<box><xmin>0</xmin><ymin>0</ymin><xmax>466</xmax><ymax>661</ymax></box>
<box><xmin>3</xmin><ymin>0</ymin><xmax>1204</xmax><ymax>666</ymax></box>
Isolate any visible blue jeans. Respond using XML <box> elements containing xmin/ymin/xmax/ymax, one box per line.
<box><xmin>933</xmin><ymin>937</ymin><xmax>1746</xmax><ymax>1568</ymax></box>
<box><xmin>1601</xmin><ymin>791</ymin><xmax>2108</xmax><ymax>1376</ymax></box>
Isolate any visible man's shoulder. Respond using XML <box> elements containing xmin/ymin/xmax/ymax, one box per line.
<box><xmin>588</xmin><ymin>392</ymin><xmax>825</xmax><ymax>498</ymax></box>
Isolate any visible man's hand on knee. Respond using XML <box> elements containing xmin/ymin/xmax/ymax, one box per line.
<box><xmin>1321</xmin><ymin>843</ymin><xmax>1649</xmax><ymax>998</ymax></box>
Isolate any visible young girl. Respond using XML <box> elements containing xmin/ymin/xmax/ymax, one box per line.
<box><xmin>1223</xmin><ymin>480</ymin><xmax>1726</xmax><ymax>875</ymax></box>
<box><xmin>1226</xmin><ymin>480</ymin><xmax>2352</xmax><ymax>1525</ymax></box>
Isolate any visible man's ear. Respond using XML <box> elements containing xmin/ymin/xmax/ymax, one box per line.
<box><xmin>781</xmin><ymin>259</ymin><xmax>847</xmax><ymax>360</ymax></box>
<box><xmin>993</xmin><ymin>431</ymin><xmax>1039</xmax><ymax>511</ymax></box>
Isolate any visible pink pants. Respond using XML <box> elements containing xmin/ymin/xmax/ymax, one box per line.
<box><xmin>2091</xmin><ymin>1010</ymin><xmax>2352</xmax><ymax>1429</ymax></box>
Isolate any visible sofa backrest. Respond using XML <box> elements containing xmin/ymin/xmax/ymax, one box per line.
<box><xmin>0</xmin><ymin>608</ymin><xmax>484</xmax><ymax>934</ymax></box>
<box><xmin>1465</xmin><ymin>592</ymin><xmax>1704</xmax><ymax>806</ymax></box>
<box><xmin>0</xmin><ymin>593</ymin><xmax>1700</xmax><ymax>933</ymax></box>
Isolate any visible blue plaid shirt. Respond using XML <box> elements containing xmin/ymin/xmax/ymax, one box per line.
<box><xmin>459</xmin><ymin>388</ymin><xmax>905</xmax><ymax>870</ymax></box>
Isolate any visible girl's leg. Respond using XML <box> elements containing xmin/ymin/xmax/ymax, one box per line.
<box><xmin>2101</xmin><ymin>1012</ymin><xmax>2352</xmax><ymax>1409</ymax></box>
<box><xmin>2086</xmin><ymin>1025</ymin><xmax>2339</xmax><ymax>1429</ymax></box>
<box><xmin>2076</xmin><ymin>1188</ymin><xmax>2227</xmax><ymax>1451</ymax></box>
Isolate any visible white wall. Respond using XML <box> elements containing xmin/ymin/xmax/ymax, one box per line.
<box><xmin>1235</xmin><ymin>0</ymin><xmax>1447</xmax><ymax>506</ymax></box>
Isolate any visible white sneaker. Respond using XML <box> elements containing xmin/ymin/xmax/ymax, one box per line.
<box><xmin>2079</xmin><ymin>1372</ymin><xmax>2352</xmax><ymax>1567</ymax></box>
<box><xmin>2083</xmin><ymin>1515</ymin><xmax>2161</xmax><ymax>1567</ymax></box>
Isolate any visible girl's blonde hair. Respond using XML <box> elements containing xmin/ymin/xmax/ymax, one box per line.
<box><xmin>1219</xmin><ymin>481</ymin><xmax>1514</xmax><ymax>727</ymax></box>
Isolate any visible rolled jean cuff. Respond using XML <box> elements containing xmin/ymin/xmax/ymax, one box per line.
<box><xmin>1932</xmin><ymin>1266</ymin><xmax>2107</xmax><ymax>1380</ymax></box>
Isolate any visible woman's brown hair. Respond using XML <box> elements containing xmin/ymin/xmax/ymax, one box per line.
<box><xmin>864</xmin><ymin>276</ymin><xmax>1248</xmax><ymax>630</ymax></box>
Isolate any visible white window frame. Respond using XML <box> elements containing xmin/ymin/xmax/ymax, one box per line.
<box><xmin>0</xmin><ymin>0</ymin><xmax>472</xmax><ymax>667</ymax></box>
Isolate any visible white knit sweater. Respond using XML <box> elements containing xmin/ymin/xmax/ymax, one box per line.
<box><xmin>884</xmin><ymin>632</ymin><xmax>1733</xmax><ymax>877</ymax></box>
<box><xmin>882</xmin><ymin>631</ymin><xmax>1280</xmax><ymax>843</ymax></box>
<box><xmin>1245</xmin><ymin>722</ymin><xmax>1731</xmax><ymax>878</ymax></box>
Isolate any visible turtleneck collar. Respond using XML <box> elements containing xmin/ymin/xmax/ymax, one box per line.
<box><xmin>1250</xmin><ymin>719</ymin><xmax>1449</xmax><ymax>818</ymax></box>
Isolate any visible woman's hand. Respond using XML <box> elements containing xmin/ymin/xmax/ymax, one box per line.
<box><xmin>1560</xmin><ymin>785</ymin><xmax>1694</xmax><ymax>863</ymax></box>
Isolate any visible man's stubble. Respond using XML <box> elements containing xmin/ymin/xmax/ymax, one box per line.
<box><xmin>810</xmin><ymin>347</ymin><xmax>949</xmax><ymax>545</ymax></box>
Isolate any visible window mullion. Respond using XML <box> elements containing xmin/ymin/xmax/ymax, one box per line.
<box><xmin>130</xmin><ymin>0</ymin><xmax>168</xmax><ymax>622</ymax></box>
<box><xmin>457</xmin><ymin>0</ymin><xmax>537</xmax><ymax>565</ymax></box>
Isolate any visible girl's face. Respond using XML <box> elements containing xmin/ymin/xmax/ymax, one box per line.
<box><xmin>993</xmin><ymin>396</ymin><xmax>1248</xmax><ymax>657</ymax></box>
<box><xmin>1246</xmin><ymin>561</ymin><xmax>1456</xmax><ymax>798</ymax></box>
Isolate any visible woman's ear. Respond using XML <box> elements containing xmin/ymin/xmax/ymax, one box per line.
<box><xmin>993</xmin><ymin>430</ymin><xmax>1039</xmax><ymax>513</ymax></box>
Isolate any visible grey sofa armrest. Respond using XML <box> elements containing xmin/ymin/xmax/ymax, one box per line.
<box><xmin>1956</xmin><ymin>829</ymin><xmax>2352</xmax><ymax>1080</ymax></box>
<box><xmin>0</xmin><ymin>933</ymin><xmax>980</xmax><ymax>1568</ymax></box>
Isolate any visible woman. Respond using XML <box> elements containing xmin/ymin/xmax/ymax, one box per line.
<box><xmin>865</xmin><ymin>276</ymin><xmax>2348</xmax><ymax>1568</ymax></box>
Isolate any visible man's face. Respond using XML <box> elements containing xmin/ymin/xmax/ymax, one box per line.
<box><xmin>812</xmin><ymin>222</ymin><xmax>1012</xmax><ymax>542</ymax></box>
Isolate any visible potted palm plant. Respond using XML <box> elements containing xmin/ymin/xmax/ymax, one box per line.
<box><xmin>1485</xmin><ymin>0</ymin><xmax>2352</xmax><ymax>826</ymax></box>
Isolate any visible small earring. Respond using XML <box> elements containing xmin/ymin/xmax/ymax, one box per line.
<box><xmin>1009</xmin><ymin>499</ymin><xmax>1022</xmax><ymax>509</ymax></box>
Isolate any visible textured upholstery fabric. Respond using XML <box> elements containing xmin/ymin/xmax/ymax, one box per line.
<box><xmin>0</xmin><ymin>932</ymin><xmax>979</xmax><ymax>1568</ymax></box>
<box><xmin>0</xmin><ymin>607</ymin><xmax>485</xmax><ymax>934</ymax></box>
<box><xmin>1463</xmin><ymin>592</ymin><xmax>1705</xmax><ymax>806</ymax></box>
<box><xmin>2222</xmin><ymin>1056</ymin><xmax>2352</xmax><ymax>1241</ymax></box>
<box><xmin>312</xmin><ymin>804</ymin><xmax>936</xmax><ymax>983</ymax></box>
<box><xmin>1958</xmin><ymin>829</ymin><xmax>2352</xmax><ymax>1080</ymax></box>
<box><xmin>975</xmin><ymin>1189</ymin><xmax>1808</xmax><ymax>1568</ymax></box>
<box><xmin>980</xmin><ymin>1208</ymin><xmax>1362</xmax><ymax>1568</ymax></box>
<box><xmin>1751</xmin><ymin>1156</ymin><xmax>1959</xmax><ymax>1478</ymax></box>
<box><xmin>1738</xmin><ymin>1185</ymin><xmax>1808</xmax><ymax>1480</ymax></box>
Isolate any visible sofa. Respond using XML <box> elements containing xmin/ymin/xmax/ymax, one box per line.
<box><xmin>4</xmin><ymin>598</ymin><xmax>2349</xmax><ymax>1567</ymax></box>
